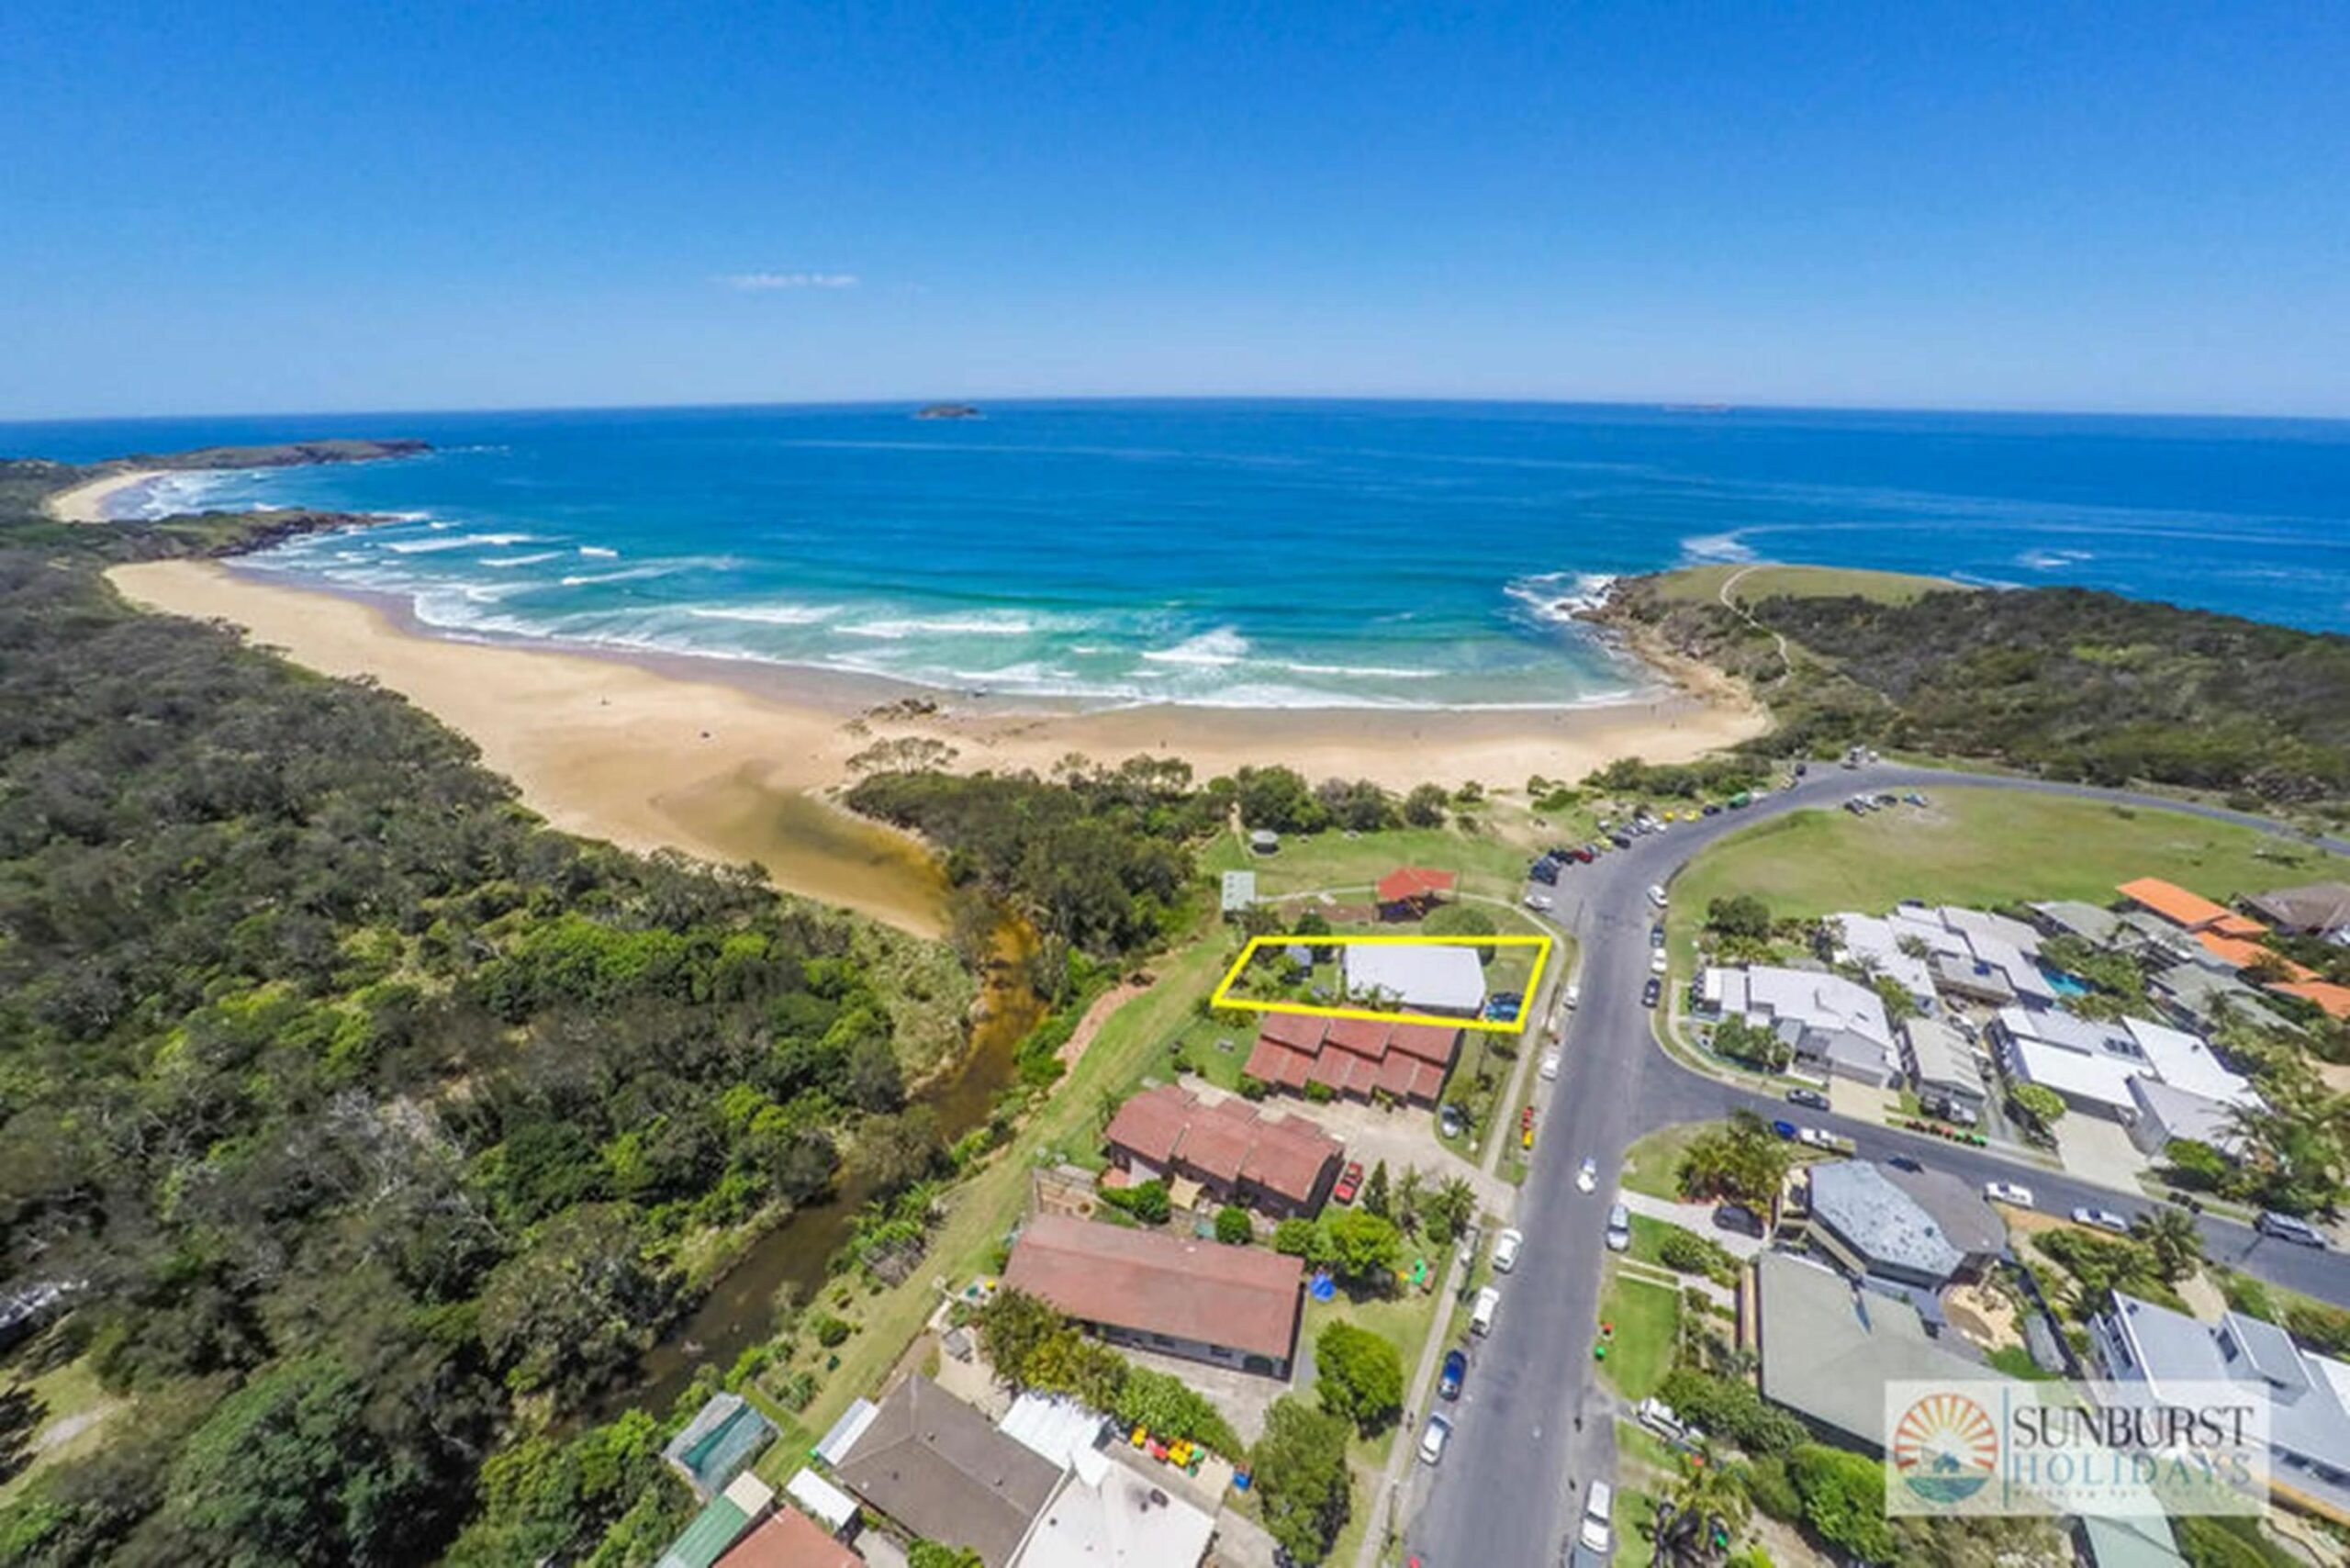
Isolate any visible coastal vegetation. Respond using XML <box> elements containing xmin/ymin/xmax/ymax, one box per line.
<box><xmin>0</xmin><ymin>488</ymin><xmax>968</xmax><ymax>1562</ymax></box>
<box><xmin>1601</xmin><ymin>568</ymin><xmax>2350</xmax><ymax>821</ymax></box>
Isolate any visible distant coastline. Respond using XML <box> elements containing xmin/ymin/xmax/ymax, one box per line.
<box><xmin>43</xmin><ymin>437</ymin><xmax>430</xmax><ymax>523</ymax></box>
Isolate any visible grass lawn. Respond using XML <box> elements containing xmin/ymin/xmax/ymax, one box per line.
<box><xmin>1203</xmin><ymin>823</ymin><xmax>1544</xmax><ymax>905</ymax></box>
<box><xmin>1596</xmin><ymin>1267</ymin><xmax>1681</xmax><ymax>1400</ymax></box>
<box><xmin>1652</xmin><ymin>562</ymin><xmax>1966</xmax><ymax>607</ymax></box>
<box><xmin>1621</xmin><ymin>1122</ymin><xmax>1709</xmax><ymax>1202</ymax></box>
<box><xmin>1623</xmin><ymin>1213</ymin><xmax>1685</xmax><ymax>1270</ymax></box>
<box><xmin>755</xmin><ymin>924</ymin><xmax>1237</xmax><ymax>1483</ymax></box>
<box><xmin>1986</xmin><ymin>1344</ymin><xmax>2065</xmax><ymax>1383</ymax></box>
<box><xmin>1668</xmin><ymin>787</ymin><xmax>2345</xmax><ymax>925</ymax></box>
<box><xmin>0</xmin><ymin>1351</ymin><xmax>124</xmax><ymax>1506</ymax></box>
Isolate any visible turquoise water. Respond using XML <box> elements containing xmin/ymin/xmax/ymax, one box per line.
<box><xmin>13</xmin><ymin>400</ymin><xmax>2349</xmax><ymax>708</ymax></box>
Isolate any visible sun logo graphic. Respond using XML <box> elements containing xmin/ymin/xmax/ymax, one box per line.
<box><xmin>1891</xmin><ymin>1392</ymin><xmax>1999</xmax><ymax>1506</ymax></box>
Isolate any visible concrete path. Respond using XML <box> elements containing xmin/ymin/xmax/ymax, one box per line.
<box><xmin>1616</xmin><ymin>1191</ymin><xmax>1768</xmax><ymax>1261</ymax></box>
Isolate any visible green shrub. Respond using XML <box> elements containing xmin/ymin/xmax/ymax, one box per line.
<box><xmin>1215</xmin><ymin>1205</ymin><xmax>1254</xmax><ymax>1245</ymax></box>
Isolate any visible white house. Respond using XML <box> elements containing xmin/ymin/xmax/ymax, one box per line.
<box><xmin>1341</xmin><ymin>943</ymin><xmax>1485</xmax><ymax>1015</ymax></box>
<box><xmin>1701</xmin><ymin>966</ymin><xmax>1897</xmax><ymax>1085</ymax></box>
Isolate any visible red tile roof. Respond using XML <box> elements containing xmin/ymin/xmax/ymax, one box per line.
<box><xmin>1323</xmin><ymin>1016</ymin><xmax>1391</xmax><ymax>1058</ymax></box>
<box><xmin>1376</xmin><ymin>867</ymin><xmax>1457</xmax><ymax>903</ymax></box>
<box><xmin>1387</xmin><ymin>1022</ymin><xmax>1461</xmax><ymax>1065</ymax></box>
<box><xmin>715</xmin><ymin>1507</ymin><xmax>859</xmax><ymax>1568</ymax></box>
<box><xmin>1102</xmin><ymin>1085</ymin><xmax>1340</xmax><ymax>1204</ymax></box>
<box><xmin>1258</xmin><ymin>1011</ymin><xmax>1327</xmax><ymax>1050</ymax></box>
<box><xmin>1245</xmin><ymin>1015</ymin><xmax>1460</xmax><ymax>1103</ymax></box>
<box><xmin>1004</xmin><ymin>1214</ymin><xmax>1304</xmax><ymax>1363</ymax></box>
<box><xmin>2270</xmin><ymin>980</ymin><xmax>2350</xmax><ymax>1020</ymax></box>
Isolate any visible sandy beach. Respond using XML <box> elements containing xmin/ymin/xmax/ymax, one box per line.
<box><xmin>106</xmin><ymin>560</ymin><xmax>1767</xmax><ymax>933</ymax></box>
<box><xmin>46</xmin><ymin>468</ymin><xmax>164</xmax><ymax>523</ymax></box>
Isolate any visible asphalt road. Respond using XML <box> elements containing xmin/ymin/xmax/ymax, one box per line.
<box><xmin>1404</xmin><ymin>762</ymin><xmax>2350</xmax><ymax>1568</ymax></box>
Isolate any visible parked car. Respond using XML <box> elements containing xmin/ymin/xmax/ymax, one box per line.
<box><xmin>1524</xmin><ymin>891</ymin><xmax>1554</xmax><ymax>911</ymax></box>
<box><xmin>1439</xmin><ymin>1349</ymin><xmax>1468</xmax><ymax>1400</ymax></box>
<box><xmin>1796</xmin><ymin>1126</ymin><xmax>1843</xmax><ymax>1150</ymax></box>
<box><xmin>1785</xmin><ymin>1087</ymin><xmax>1830</xmax><ymax>1111</ymax></box>
<box><xmin>1647</xmin><ymin>884</ymin><xmax>1669</xmax><ymax>909</ymax></box>
<box><xmin>1649</xmin><ymin>951</ymin><xmax>1668</xmax><ymax>976</ymax></box>
<box><xmin>1438</xmin><ymin>1103</ymin><xmax>1465</xmax><ymax>1139</ymax></box>
<box><xmin>1888</xmin><ymin>1154</ymin><xmax>1924</xmax><ymax>1172</ymax></box>
<box><xmin>1493</xmin><ymin>1227</ymin><xmax>1525</xmax><ymax>1272</ymax></box>
<box><xmin>1576</xmin><ymin>1157</ymin><xmax>1598</xmax><ymax>1193</ymax></box>
<box><xmin>1702</xmin><ymin>802</ymin><xmax>1723</xmax><ymax>816</ymax></box>
<box><xmin>1580</xmin><ymin>1480</ymin><xmax>1615</xmax><ymax>1554</ymax></box>
<box><xmin>1334</xmin><ymin>1161</ymin><xmax>1364</xmax><ymax>1204</ymax></box>
<box><xmin>1641</xmin><ymin>977</ymin><xmax>1662</xmax><ymax>1007</ymax></box>
<box><xmin>1605</xmin><ymin>1202</ymin><xmax>1631</xmax><ymax>1252</ymax></box>
<box><xmin>1540</xmin><ymin>1049</ymin><xmax>1562</xmax><ymax>1081</ymax></box>
<box><xmin>1984</xmin><ymin>1181</ymin><xmax>2036</xmax><ymax>1208</ymax></box>
<box><xmin>2256</xmin><ymin>1211</ymin><xmax>2328</xmax><ymax>1249</ymax></box>
<box><xmin>1570</xmin><ymin>846</ymin><xmax>1595</xmax><ymax>863</ymax></box>
<box><xmin>1635</xmin><ymin>1396</ymin><xmax>1689</xmax><ymax>1443</ymax></box>
<box><xmin>1472</xmin><ymin>1286</ymin><xmax>1500</xmax><ymax>1335</ymax></box>
<box><xmin>1715</xmin><ymin>1203</ymin><xmax>1764</xmax><ymax>1238</ymax></box>
<box><xmin>1771</xmin><ymin>1119</ymin><xmax>1798</xmax><ymax>1140</ymax></box>
<box><xmin>1610</xmin><ymin>832</ymin><xmax>1633</xmax><ymax>849</ymax></box>
<box><xmin>1650</xmin><ymin>924</ymin><xmax>1666</xmax><ymax>947</ymax></box>
<box><xmin>2072</xmin><ymin>1205</ymin><xmax>2132</xmax><ymax>1235</ymax></box>
<box><xmin>1528</xmin><ymin>859</ymin><xmax>1560</xmax><ymax>886</ymax></box>
<box><xmin>1418</xmin><ymin>1411</ymin><xmax>1453</xmax><ymax>1465</ymax></box>
<box><xmin>1563</xmin><ymin>982</ymin><xmax>1581</xmax><ymax>1009</ymax></box>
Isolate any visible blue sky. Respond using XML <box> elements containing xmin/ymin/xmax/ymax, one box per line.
<box><xmin>3</xmin><ymin>0</ymin><xmax>2344</xmax><ymax>419</ymax></box>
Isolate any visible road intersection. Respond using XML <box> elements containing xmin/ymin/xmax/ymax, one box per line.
<box><xmin>1402</xmin><ymin>762</ymin><xmax>2350</xmax><ymax>1567</ymax></box>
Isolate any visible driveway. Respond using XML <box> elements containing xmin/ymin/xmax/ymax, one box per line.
<box><xmin>1278</xmin><ymin>1095</ymin><xmax>1515</xmax><ymax>1219</ymax></box>
<box><xmin>2054</xmin><ymin>1114</ymin><xmax>2152</xmax><ymax>1190</ymax></box>
<box><xmin>1617</xmin><ymin>1191</ymin><xmax>1767</xmax><ymax>1260</ymax></box>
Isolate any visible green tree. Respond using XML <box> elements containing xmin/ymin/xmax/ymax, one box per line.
<box><xmin>1421</xmin><ymin>1175</ymin><xmax>1477</xmax><ymax>1246</ymax></box>
<box><xmin>477</xmin><ymin>1204</ymin><xmax>669</xmax><ymax>1401</ymax></box>
<box><xmin>2009</xmin><ymin>1083</ymin><xmax>2068</xmax><ymax>1135</ymax></box>
<box><xmin>1707</xmin><ymin>895</ymin><xmax>1773</xmax><ymax>941</ymax></box>
<box><xmin>908</xmin><ymin>1542</ymin><xmax>986</xmax><ymax>1568</ymax></box>
<box><xmin>1323</xmin><ymin>1209</ymin><xmax>1404</xmax><ymax>1289</ymax></box>
<box><xmin>1251</xmin><ymin>1396</ymin><xmax>1353</xmax><ymax>1564</ymax></box>
<box><xmin>1215</xmin><ymin>1205</ymin><xmax>1254</xmax><ymax>1245</ymax></box>
<box><xmin>1361</xmin><ymin>1159</ymin><xmax>1392</xmax><ymax>1217</ymax></box>
<box><xmin>1401</xmin><ymin>783</ymin><xmax>1449</xmax><ymax>827</ymax></box>
<box><xmin>976</xmin><ymin>1290</ymin><xmax>1069</xmax><ymax>1385</ymax></box>
<box><xmin>1314</xmin><ymin>1322</ymin><xmax>1404</xmax><ymax>1435</ymax></box>
<box><xmin>1676</xmin><ymin>1113</ymin><xmax>1794</xmax><ymax>1210</ymax></box>
<box><xmin>1787</xmin><ymin>1443</ymin><xmax>1896</xmax><ymax>1564</ymax></box>
<box><xmin>2131</xmin><ymin>1206</ymin><xmax>2206</xmax><ymax>1284</ymax></box>
<box><xmin>1421</xmin><ymin>903</ymin><xmax>1497</xmax><ymax>961</ymax></box>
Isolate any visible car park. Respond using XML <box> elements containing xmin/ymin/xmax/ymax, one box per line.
<box><xmin>2072</xmin><ymin>1205</ymin><xmax>2131</xmax><ymax>1235</ymax></box>
<box><xmin>1785</xmin><ymin>1087</ymin><xmax>1830</xmax><ymax>1111</ymax></box>
<box><xmin>1580</xmin><ymin>1481</ymin><xmax>1614</xmax><ymax>1554</ymax></box>
<box><xmin>1641</xmin><ymin>977</ymin><xmax>1662</xmax><ymax>1007</ymax></box>
<box><xmin>1984</xmin><ymin>1181</ymin><xmax>2035</xmax><ymax>1208</ymax></box>
<box><xmin>1439</xmin><ymin>1349</ymin><xmax>1467</xmax><ymax>1400</ymax></box>
<box><xmin>1493</xmin><ymin>1227</ymin><xmax>1524</xmax><ymax>1271</ymax></box>
<box><xmin>1418</xmin><ymin>1411</ymin><xmax>1453</xmax><ymax>1465</ymax></box>
<box><xmin>1334</xmin><ymin>1161</ymin><xmax>1364</xmax><ymax>1204</ymax></box>
<box><xmin>1605</xmin><ymin>1202</ymin><xmax>1631</xmax><ymax>1252</ymax></box>
<box><xmin>2257</xmin><ymin>1211</ymin><xmax>2328</xmax><ymax>1248</ymax></box>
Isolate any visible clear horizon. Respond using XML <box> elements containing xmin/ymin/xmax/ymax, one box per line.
<box><xmin>6</xmin><ymin>1</ymin><xmax>2346</xmax><ymax>420</ymax></box>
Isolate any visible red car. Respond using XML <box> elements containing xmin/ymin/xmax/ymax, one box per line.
<box><xmin>1333</xmin><ymin>1161</ymin><xmax>1364</xmax><ymax>1204</ymax></box>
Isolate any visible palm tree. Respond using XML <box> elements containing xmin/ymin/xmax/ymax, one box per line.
<box><xmin>2130</xmin><ymin>1205</ymin><xmax>2205</xmax><ymax>1284</ymax></box>
<box><xmin>1393</xmin><ymin>1166</ymin><xmax>1427</xmax><ymax>1236</ymax></box>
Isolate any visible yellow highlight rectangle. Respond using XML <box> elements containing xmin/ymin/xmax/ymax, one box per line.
<box><xmin>1209</xmin><ymin>933</ymin><xmax>1553</xmax><ymax>1034</ymax></box>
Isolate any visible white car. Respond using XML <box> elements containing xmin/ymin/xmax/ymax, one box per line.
<box><xmin>1984</xmin><ymin>1181</ymin><xmax>2036</xmax><ymax>1208</ymax></box>
<box><xmin>1649</xmin><ymin>950</ymin><xmax>1669</xmax><ymax>976</ymax></box>
<box><xmin>1524</xmin><ymin>891</ymin><xmax>1554</xmax><ymax>911</ymax></box>
<box><xmin>1647</xmin><ymin>884</ymin><xmax>1669</xmax><ymax>909</ymax></box>
<box><xmin>1576</xmin><ymin>1157</ymin><xmax>1599</xmax><ymax>1193</ymax></box>
<box><xmin>1492</xmin><ymin>1227</ymin><xmax>1524</xmax><ymax>1273</ymax></box>
<box><xmin>1581</xmin><ymin>1480</ymin><xmax>1615</xmax><ymax>1554</ymax></box>
<box><xmin>1539</xmin><ymin>1049</ymin><xmax>1562</xmax><ymax>1081</ymax></box>
<box><xmin>2073</xmin><ymin>1205</ymin><xmax>2132</xmax><ymax>1235</ymax></box>
<box><xmin>1472</xmin><ymin>1285</ymin><xmax>1500</xmax><ymax>1336</ymax></box>
<box><xmin>1418</xmin><ymin>1411</ymin><xmax>1453</xmax><ymax>1465</ymax></box>
<box><xmin>1563</xmin><ymin>983</ymin><xmax>1581</xmax><ymax>1010</ymax></box>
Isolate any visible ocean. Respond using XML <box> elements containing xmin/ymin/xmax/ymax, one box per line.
<box><xmin>14</xmin><ymin>400</ymin><xmax>2350</xmax><ymax>708</ymax></box>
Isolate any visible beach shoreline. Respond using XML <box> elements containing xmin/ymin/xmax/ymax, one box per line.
<box><xmin>105</xmin><ymin>558</ymin><xmax>1769</xmax><ymax>930</ymax></box>
<box><xmin>46</xmin><ymin>468</ymin><xmax>165</xmax><ymax>523</ymax></box>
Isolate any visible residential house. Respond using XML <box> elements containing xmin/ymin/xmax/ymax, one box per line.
<box><xmin>1340</xmin><ymin>940</ymin><xmax>1483</xmax><ymax>1014</ymax></box>
<box><xmin>997</xmin><ymin>1393</ymin><xmax>1216</xmax><ymax>1568</ymax></box>
<box><xmin>2244</xmin><ymin>882</ymin><xmax>2350</xmax><ymax>941</ymax></box>
<box><xmin>1242</xmin><ymin>1011</ymin><xmax>1458</xmax><ymax>1106</ymax></box>
<box><xmin>1373</xmin><ymin>865</ymin><xmax>1456</xmax><ymax>918</ymax></box>
<box><xmin>1002</xmin><ymin>1214</ymin><xmax>1306</xmax><ymax>1378</ymax></box>
<box><xmin>1930</xmin><ymin>949</ymin><xmax>2019</xmax><ymax>1008</ymax></box>
<box><xmin>1751</xmin><ymin>1251</ymin><xmax>1984</xmax><ymax>1450</ymax></box>
<box><xmin>1901</xmin><ymin>1016</ymin><xmax>1986</xmax><ymax>1114</ymax></box>
<box><xmin>1698</xmin><ymin>965</ymin><xmax>1898</xmax><ymax>1086</ymax></box>
<box><xmin>1787</xmin><ymin>1159</ymin><xmax>2002</xmax><ymax>1290</ymax></box>
<box><xmin>1102</xmin><ymin>1084</ymin><xmax>1341</xmax><ymax>1218</ymax></box>
<box><xmin>658</xmin><ymin>1474</ymin><xmax>786</xmax><ymax>1568</ymax></box>
<box><xmin>714</xmin><ymin>1505</ymin><xmax>861</xmax><ymax>1568</ymax></box>
<box><xmin>828</xmin><ymin>1375</ymin><xmax>1062</xmax><ymax>1568</ymax></box>
<box><xmin>1824</xmin><ymin>913</ymin><xmax>1938</xmax><ymax>1014</ymax></box>
<box><xmin>2089</xmin><ymin>1293</ymin><xmax>2350</xmax><ymax>1525</ymax></box>
<box><xmin>1992</xmin><ymin>1008</ymin><xmax>2259</xmax><ymax>1127</ymax></box>
<box><xmin>2031</xmin><ymin>900</ymin><xmax>2128</xmax><ymax>948</ymax></box>
<box><xmin>2127</xmin><ymin>1077</ymin><xmax>2248</xmax><ymax>1158</ymax></box>
<box><xmin>2119</xmin><ymin>878</ymin><xmax>2265</xmax><ymax>937</ymax></box>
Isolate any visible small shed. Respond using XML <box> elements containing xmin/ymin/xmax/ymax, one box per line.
<box><xmin>1248</xmin><ymin>829</ymin><xmax>1280</xmax><ymax>855</ymax></box>
<box><xmin>663</xmin><ymin>1393</ymin><xmax>776</xmax><ymax>1499</ymax></box>
<box><xmin>1220</xmin><ymin>869</ymin><xmax>1258</xmax><ymax>916</ymax></box>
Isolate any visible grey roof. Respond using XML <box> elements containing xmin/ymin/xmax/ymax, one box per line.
<box><xmin>832</xmin><ymin>1375</ymin><xmax>1061</xmax><ymax>1568</ymax></box>
<box><xmin>1930</xmin><ymin>949</ymin><xmax>2017</xmax><ymax>1002</ymax></box>
<box><xmin>2077</xmin><ymin>1514</ymin><xmax>2188</xmax><ymax>1568</ymax></box>
<box><xmin>661</xmin><ymin>1392</ymin><xmax>775</xmax><ymax>1498</ymax></box>
<box><xmin>1902</xmin><ymin>1016</ymin><xmax>1980</xmax><ymax>1093</ymax></box>
<box><xmin>1876</xmin><ymin>1161</ymin><xmax>2008</xmax><ymax>1259</ymax></box>
<box><xmin>2245</xmin><ymin>881</ymin><xmax>2350</xmax><ymax>935</ymax></box>
<box><xmin>1806</xmin><ymin>1160</ymin><xmax>1965</xmax><ymax>1282</ymax></box>
<box><xmin>2034</xmin><ymin>900</ymin><xmax>2128</xmax><ymax>946</ymax></box>
<box><xmin>1754</xmin><ymin>1251</ymin><xmax>1981</xmax><ymax>1449</ymax></box>
<box><xmin>2128</xmin><ymin>1076</ymin><xmax>2245</xmax><ymax>1152</ymax></box>
<box><xmin>1219</xmin><ymin>870</ymin><xmax>1257</xmax><ymax>913</ymax></box>
<box><xmin>2103</xmin><ymin>1294</ymin><xmax>2350</xmax><ymax>1482</ymax></box>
